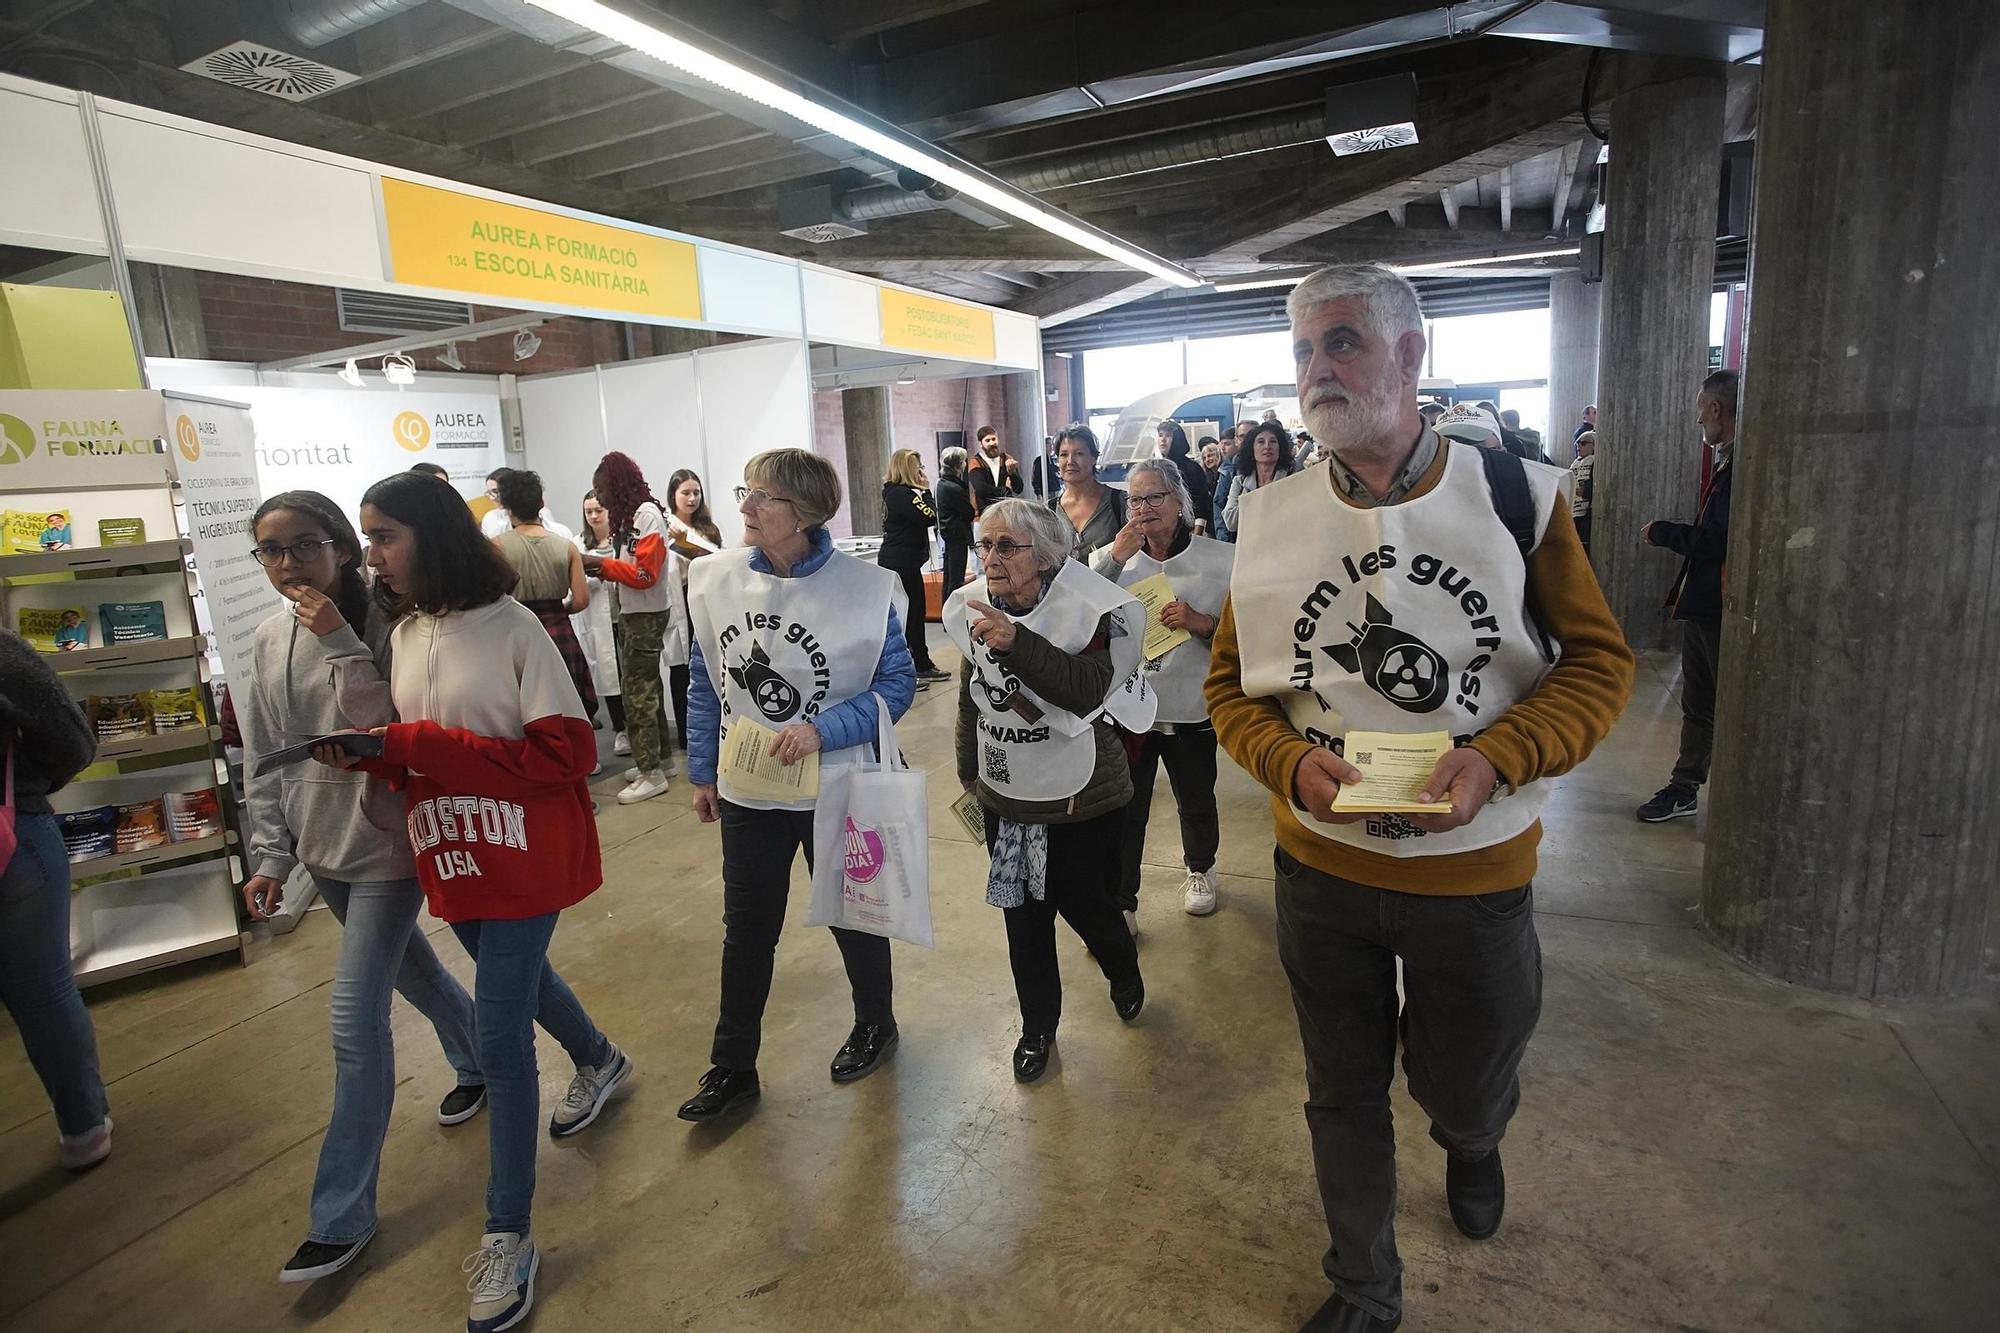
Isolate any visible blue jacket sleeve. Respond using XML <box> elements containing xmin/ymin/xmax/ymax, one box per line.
<box><xmin>687</xmin><ymin>637</ymin><xmax>722</xmax><ymax>786</ymax></box>
<box><xmin>810</xmin><ymin>605</ymin><xmax>918</xmax><ymax>755</ymax></box>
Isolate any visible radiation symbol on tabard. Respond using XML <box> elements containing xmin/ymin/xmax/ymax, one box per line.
<box><xmin>727</xmin><ymin>642</ymin><xmax>801</xmax><ymax>721</ymax></box>
<box><xmin>1323</xmin><ymin>592</ymin><xmax>1450</xmax><ymax>714</ymax></box>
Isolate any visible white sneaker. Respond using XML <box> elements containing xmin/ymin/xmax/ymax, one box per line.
<box><xmin>590</xmin><ymin>760</ymin><xmax>604</xmax><ymax>777</ymax></box>
<box><xmin>1182</xmin><ymin>867</ymin><xmax>1219</xmax><ymax>916</ymax></box>
<box><xmin>617</xmin><ymin>770</ymin><xmax>671</xmax><ymax>804</ymax></box>
<box><xmin>464</xmin><ymin>1232</ymin><xmax>539</xmax><ymax>1333</ymax></box>
<box><xmin>550</xmin><ymin>1042</ymin><xmax>632</xmax><ymax>1137</ymax></box>
<box><xmin>624</xmin><ymin>766</ymin><xmax>640</xmax><ymax>782</ymax></box>
<box><xmin>1123</xmin><ymin>909</ymin><xmax>1139</xmax><ymax>939</ymax></box>
<box><xmin>612</xmin><ymin>730</ymin><xmax>631</xmax><ymax>756</ymax></box>
<box><xmin>58</xmin><ymin>1117</ymin><xmax>112</xmax><ymax>1171</ymax></box>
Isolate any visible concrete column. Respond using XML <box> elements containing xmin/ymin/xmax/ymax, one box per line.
<box><xmin>1003</xmin><ymin>370</ymin><xmax>1045</xmax><ymax>496</ymax></box>
<box><xmin>1545</xmin><ymin>271</ymin><xmax>1600</xmax><ymax>467</ymax></box>
<box><xmin>1590</xmin><ymin>73</ymin><xmax>1724</xmax><ymax>647</ymax></box>
<box><xmin>1702</xmin><ymin>0</ymin><xmax>2000</xmax><ymax>1000</ymax></box>
<box><xmin>842</xmin><ymin>386</ymin><xmax>891</xmax><ymax>535</ymax></box>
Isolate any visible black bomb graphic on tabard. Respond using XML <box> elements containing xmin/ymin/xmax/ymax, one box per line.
<box><xmin>972</xmin><ymin>643</ymin><xmax>1044</xmax><ymax>722</ymax></box>
<box><xmin>1324</xmin><ymin>592</ymin><xmax>1449</xmax><ymax>713</ymax></box>
<box><xmin>715</xmin><ymin>610</ymin><xmax>837</xmax><ymax>724</ymax></box>
<box><xmin>727</xmin><ymin>642</ymin><xmax>799</xmax><ymax>721</ymax></box>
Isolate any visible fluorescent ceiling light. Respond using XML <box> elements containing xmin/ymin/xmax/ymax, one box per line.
<box><xmin>524</xmin><ymin>0</ymin><xmax>1203</xmax><ymax>289</ymax></box>
<box><xmin>1390</xmin><ymin>247</ymin><xmax>1581</xmax><ymax>275</ymax></box>
<box><xmin>1213</xmin><ymin>273</ymin><xmax>1313</xmax><ymax>293</ymax></box>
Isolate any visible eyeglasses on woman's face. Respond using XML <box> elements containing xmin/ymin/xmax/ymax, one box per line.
<box><xmin>734</xmin><ymin>486</ymin><xmax>797</xmax><ymax>511</ymax></box>
<box><xmin>1127</xmin><ymin>489</ymin><xmax>1177</xmax><ymax>512</ymax></box>
<box><xmin>973</xmin><ymin>537</ymin><xmax>1034</xmax><ymax>561</ymax></box>
<box><xmin>251</xmin><ymin>536</ymin><xmax>338</xmax><ymax>567</ymax></box>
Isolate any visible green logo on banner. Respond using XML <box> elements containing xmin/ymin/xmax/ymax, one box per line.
<box><xmin>0</xmin><ymin>414</ymin><xmax>32</xmax><ymax>465</ymax></box>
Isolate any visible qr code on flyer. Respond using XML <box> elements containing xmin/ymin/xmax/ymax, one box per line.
<box><xmin>1354</xmin><ymin>750</ymin><xmax>1374</xmax><ymax>765</ymax></box>
<box><xmin>983</xmin><ymin>742</ymin><xmax>1011</xmax><ymax>785</ymax></box>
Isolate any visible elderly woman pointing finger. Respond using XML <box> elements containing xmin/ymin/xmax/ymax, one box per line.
<box><xmin>945</xmin><ymin>499</ymin><xmax>1148</xmax><ymax>1083</ymax></box>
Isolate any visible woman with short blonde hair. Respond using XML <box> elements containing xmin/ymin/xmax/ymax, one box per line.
<box><xmin>677</xmin><ymin>448</ymin><xmax>920</xmax><ymax>1122</ymax></box>
<box><xmin>884</xmin><ymin>449</ymin><xmax>926</xmax><ymax>487</ymax></box>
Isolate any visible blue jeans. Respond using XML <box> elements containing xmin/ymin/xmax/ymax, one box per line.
<box><xmin>449</xmin><ymin>915</ymin><xmax>609</xmax><ymax>1236</ymax></box>
<box><xmin>0</xmin><ymin>813</ymin><xmax>108</xmax><ymax>1136</ymax></box>
<box><xmin>307</xmin><ymin>876</ymin><xmax>481</xmax><ymax>1244</ymax></box>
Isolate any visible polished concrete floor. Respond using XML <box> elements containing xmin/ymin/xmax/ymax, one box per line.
<box><xmin>3</xmin><ymin>651</ymin><xmax>1997</xmax><ymax>1332</ymax></box>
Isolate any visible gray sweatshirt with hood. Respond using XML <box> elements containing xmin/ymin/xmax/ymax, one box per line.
<box><xmin>239</xmin><ymin>603</ymin><xmax>413</xmax><ymax>884</ymax></box>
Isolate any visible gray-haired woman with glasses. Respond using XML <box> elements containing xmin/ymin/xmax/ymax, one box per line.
<box><xmin>1091</xmin><ymin>459</ymin><xmax>1236</xmax><ymax>923</ymax></box>
<box><xmin>946</xmin><ymin>498</ymin><xmax>1147</xmax><ymax>1083</ymax></box>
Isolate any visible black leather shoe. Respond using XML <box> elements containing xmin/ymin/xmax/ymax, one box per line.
<box><xmin>1299</xmin><ymin>1291</ymin><xmax>1400</xmax><ymax>1332</ymax></box>
<box><xmin>1446</xmin><ymin>1147</ymin><xmax>1505</xmax><ymax>1239</ymax></box>
<box><xmin>1012</xmin><ymin>1033</ymin><xmax>1054</xmax><ymax>1082</ymax></box>
<box><xmin>829</xmin><ymin>1024</ymin><xmax>899</xmax><ymax>1083</ymax></box>
<box><xmin>676</xmin><ymin>1065</ymin><xmax>760</xmax><ymax>1122</ymax></box>
<box><xmin>1111</xmin><ymin>977</ymin><xmax>1145</xmax><ymax>1022</ymax></box>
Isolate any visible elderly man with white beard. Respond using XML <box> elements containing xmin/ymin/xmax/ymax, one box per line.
<box><xmin>1203</xmin><ymin>265</ymin><xmax>1633</xmax><ymax>1332</ymax></box>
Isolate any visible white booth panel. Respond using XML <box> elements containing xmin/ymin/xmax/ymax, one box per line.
<box><xmin>696</xmin><ymin>246</ymin><xmax>802</xmax><ymax>337</ymax></box>
<box><xmin>597</xmin><ymin>357</ymin><xmax>701</xmax><ymax>504</ymax></box>
<box><xmin>993</xmin><ymin>311</ymin><xmax>1041</xmax><ymax>370</ymax></box>
<box><xmin>518</xmin><ymin>369</ymin><xmax>610</xmax><ymax>533</ymax></box>
<box><xmin>694</xmin><ymin>339</ymin><xmax>809</xmax><ymax>549</ymax></box>
<box><xmin>100</xmin><ymin>113</ymin><xmax>384</xmax><ymax>284</ymax></box>
<box><xmin>0</xmin><ymin>82</ymin><xmax>104</xmax><ymax>253</ymax></box>
<box><xmin>801</xmin><ymin>267</ymin><xmax>881</xmax><ymax>347</ymax></box>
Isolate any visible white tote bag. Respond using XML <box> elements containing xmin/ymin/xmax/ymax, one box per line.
<box><xmin>807</xmin><ymin>693</ymin><xmax>934</xmax><ymax>948</ymax></box>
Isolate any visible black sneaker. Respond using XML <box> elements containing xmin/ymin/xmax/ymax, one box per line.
<box><xmin>1636</xmin><ymin>784</ymin><xmax>1698</xmax><ymax>822</ymax></box>
<box><xmin>917</xmin><ymin>666</ymin><xmax>952</xmax><ymax>683</ymax></box>
<box><xmin>676</xmin><ymin>1065</ymin><xmax>760</xmax><ymax>1122</ymax></box>
<box><xmin>438</xmin><ymin>1084</ymin><xmax>487</xmax><ymax>1126</ymax></box>
<box><xmin>278</xmin><ymin>1232</ymin><xmax>374</xmax><ymax>1284</ymax></box>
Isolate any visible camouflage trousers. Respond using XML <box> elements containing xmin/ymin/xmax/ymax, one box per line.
<box><xmin>618</xmin><ymin>610</ymin><xmax>670</xmax><ymax>775</ymax></box>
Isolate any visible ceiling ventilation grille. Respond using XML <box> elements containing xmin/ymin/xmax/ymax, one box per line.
<box><xmin>181</xmin><ymin>42</ymin><xmax>359</xmax><ymax>102</ymax></box>
<box><xmin>336</xmin><ymin>290</ymin><xmax>474</xmax><ymax>336</ymax></box>
<box><xmin>1327</xmin><ymin>123</ymin><xmax>1420</xmax><ymax>156</ymax></box>
<box><xmin>779</xmin><ymin>221</ymin><xmax>869</xmax><ymax>244</ymax></box>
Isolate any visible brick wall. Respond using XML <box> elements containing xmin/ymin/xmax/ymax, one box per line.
<box><xmin>888</xmin><ymin>372</ymin><xmax>1024</xmax><ymax>464</ymax></box>
<box><xmin>1044</xmin><ymin>352</ymin><xmax>1076</xmax><ymax>437</ymax></box>
<box><xmin>810</xmin><ymin>389</ymin><xmax>852</xmax><ymax>541</ymax></box>
<box><xmin>193</xmin><ymin>272</ymin><xmax>636</xmax><ymax>373</ymax></box>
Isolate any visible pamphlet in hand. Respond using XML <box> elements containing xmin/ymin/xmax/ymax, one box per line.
<box><xmin>719</xmin><ymin>715</ymin><xmax>819</xmax><ymax>801</ymax></box>
<box><xmin>251</xmin><ymin>731</ymin><xmax>386</xmax><ymax>777</ymax></box>
<box><xmin>1330</xmin><ymin>730</ymin><xmax>1455</xmax><ymax>815</ymax></box>
<box><xmin>1126</xmin><ymin>571</ymin><xmax>1191</xmax><ymax>661</ymax></box>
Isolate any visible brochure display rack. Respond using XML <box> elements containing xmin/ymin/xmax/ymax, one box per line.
<box><xmin>0</xmin><ymin>389</ymin><xmax>247</xmax><ymax>986</ymax></box>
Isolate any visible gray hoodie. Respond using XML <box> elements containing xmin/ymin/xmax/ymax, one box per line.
<box><xmin>239</xmin><ymin>603</ymin><xmax>413</xmax><ymax>884</ymax></box>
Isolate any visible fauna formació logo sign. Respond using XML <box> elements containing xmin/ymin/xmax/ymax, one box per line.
<box><xmin>0</xmin><ymin>414</ymin><xmax>33</xmax><ymax>465</ymax></box>
<box><xmin>393</xmin><ymin>410</ymin><xmax>430</xmax><ymax>452</ymax></box>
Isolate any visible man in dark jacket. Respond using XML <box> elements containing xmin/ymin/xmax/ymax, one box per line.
<box><xmin>967</xmin><ymin>425</ymin><xmax>1023</xmax><ymax>514</ymax></box>
<box><xmin>1637</xmin><ymin>368</ymin><xmax>1738</xmax><ymax>823</ymax></box>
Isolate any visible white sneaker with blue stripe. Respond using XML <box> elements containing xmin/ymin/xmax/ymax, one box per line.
<box><xmin>464</xmin><ymin>1231</ymin><xmax>538</xmax><ymax>1333</ymax></box>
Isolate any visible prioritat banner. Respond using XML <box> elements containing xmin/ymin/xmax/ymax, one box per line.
<box><xmin>223</xmin><ymin>387</ymin><xmax>507</xmax><ymax>523</ymax></box>
<box><xmin>166</xmin><ymin>393</ymin><xmax>279</xmax><ymax>689</ymax></box>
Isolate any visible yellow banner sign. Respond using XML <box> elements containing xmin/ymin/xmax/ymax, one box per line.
<box><xmin>380</xmin><ymin>178</ymin><xmax>701</xmax><ymax>322</ymax></box>
<box><xmin>878</xmin><ymin>288</ymin><xmax>997</xmax><ymax>361</ymax></box>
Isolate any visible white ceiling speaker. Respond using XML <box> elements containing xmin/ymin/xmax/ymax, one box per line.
<box><xmin>436</xmin><ymin>342</ymin><xmax>465</xmax><ymax>371</ymax></box>
<box><xmin>181</xmin><ymin>41</ymin><xmax>359</xmax><ymax>102</ymax></box>
<box><xmin>1324</xmin><ymin>74</ymin><xmax>1421</xmax><ymax>157</ymax></box>
<box><xmin>512</xmin><ymin>329</ymin><xmax>543</xmax><ymax>361</ymax></box>
<box><xmin>337</xmin><ymin>358</ymin><xmax>363</xmax><ymax>387</ymax></box>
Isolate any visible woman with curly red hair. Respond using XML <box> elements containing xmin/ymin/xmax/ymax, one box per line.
<box><xmin>579</xmin><ymin>453</ymin><xmax>675</xmax><ymax>805</ymax></box>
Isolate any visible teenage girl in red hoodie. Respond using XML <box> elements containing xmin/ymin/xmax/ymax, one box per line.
<box><xmin>322</xmin><ymin>473</ymin><xmax>630</xmax><ymax>1333</ymax></box>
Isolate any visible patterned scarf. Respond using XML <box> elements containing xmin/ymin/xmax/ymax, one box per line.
<box><xmin>985</xmin><ymin>817</ymin><xmax>1049</xmax><ymax>908</ymax></box>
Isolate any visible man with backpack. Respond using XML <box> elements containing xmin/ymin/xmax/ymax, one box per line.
<box><xmin>1204</xmin><ymin>264</ymin><xmax>1633</xmax><ymax>1333</ymax></box>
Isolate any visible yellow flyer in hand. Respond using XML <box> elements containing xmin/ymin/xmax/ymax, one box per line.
<box><xmin>721</xmin><ymin>715</ymin><xmax>819</xmax><ymax>801</ymax></box>
<box><xmin>1127</xmin><ymin>571</ymin><xmax>1191</xmax><ymax>661</ymax></box>
<box><xmin>1331</xmin><ymin>730</ymin><xmax>1454</xmax><ymax>814</ymax></box>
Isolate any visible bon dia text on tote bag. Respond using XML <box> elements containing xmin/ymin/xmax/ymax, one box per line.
<box><xmin>807</xmin><ymin>693</ymin><xmax>934</xmax><ymax>949</ymax></box>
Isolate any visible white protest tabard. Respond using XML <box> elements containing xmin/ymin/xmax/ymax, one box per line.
<box><xmin>165</xmin><ymin>392</ymin><xmax>280</xmax><ymax>689</ymax></box>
